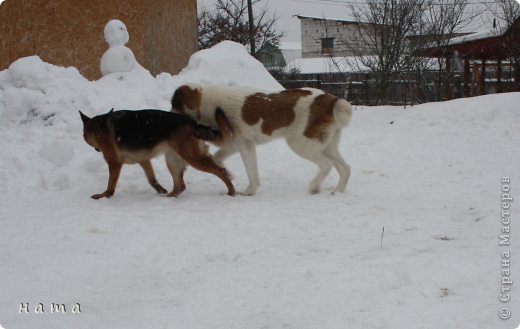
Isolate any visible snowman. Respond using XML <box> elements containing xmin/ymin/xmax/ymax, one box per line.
<box><xmin>100</xmin><ymin>20</ymin><xmax>144</xmax><ymax>76</ymax></box>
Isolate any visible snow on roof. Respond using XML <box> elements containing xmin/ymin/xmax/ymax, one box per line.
<box><xmin>284</xmin><ymin>56</ymin><xmax>372</xmax><ymax>74</ymax></box>
<box><xmin>445</xmin><ymin>24</ymin><xmax>509</xmax><ymax>46</ymax></box>
<box><xmin>279</xmin><ymin>41</ymin><xmax>302</xmax><ymax>51</ymax></box>
<box><xmin>294</xmin><ymin>14</ymin><xmax>357</xmax><ymax>24</ymax></box>
<box><xmin>420</xmin><ymin>19</ymin><xmax>512</xmax><ymax>51</ymax></box>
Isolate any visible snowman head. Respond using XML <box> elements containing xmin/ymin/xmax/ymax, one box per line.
<box><xmin>104</xmin><ymin>19</ymin><xmax>129</xmax><ymax>47</ymax></box>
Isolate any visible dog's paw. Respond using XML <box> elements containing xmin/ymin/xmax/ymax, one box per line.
<box><xmin>154</xmin><ymin>184</ymin><xmax>168</xmax><ymax>194</ymax></box>
<box><xmin>238</xmin><ymin>190</ymin><xmax>256</xmax><ymax>196</ymax></box>
<box><xmin>91</xmin><ymin>190</ymin><xmax>114</xmax><ymax>199</ymax></box>
<box><xmin>167</xmin><ymin>190</ymin><xmax>182</xmax><ymax>198</ymax></box>
<box><xmin>240</xmin><ymin>185</ymin><xmax>257</xmax><ymax>196</ymax></box>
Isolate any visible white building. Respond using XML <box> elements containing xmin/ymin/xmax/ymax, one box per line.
<box><xmin>296</xmin><ymin>15</ymin><xmax>378</xmax><ymax>58</ymax></box>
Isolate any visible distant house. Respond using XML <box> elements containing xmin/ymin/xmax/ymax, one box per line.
<box><xmin>0</xmin><ymin>0</ymin><xmax>198</xmax><ymax>79</ymax></box>
<box><xmin>290</xmin><ymin>15</ymin><xmax>476</xmax><ymax>74</ymax></box>
<box><xmin>286</xmin><ymin>15</ymin><xmax>379</xmax><ymax>74</ymax></box>
<box><xmin>419</xmin><ymin>16</ymin><xmax>520</xmax><ymax>97</ymax></box>
<box><xmin>279</xmin><ymin>41</ymin><xmax>302</xmax><ymax>65</ymax></box>
<box><xmin>296</xmin><ymin>15</ymin><xmax>378</xmax><ymax>59</ymax></box>
<box><xmin>256</xmin><ymin>42</ymin><xmax>287</xmax><ymax>71</ymax></box>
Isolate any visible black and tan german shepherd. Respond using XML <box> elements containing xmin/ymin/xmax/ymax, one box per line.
<box><xmin>79</xmin><ymin>109</ymin><xmax>235</xmax><ymax>199</ymax></box>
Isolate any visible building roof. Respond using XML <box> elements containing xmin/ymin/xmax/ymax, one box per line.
<box><xmin>284</xmin><ymin>56</ymin><xmax>373</xmax><ymax>74</ymax></box>
<box><xmin>279</xmin><ymin>41</ymin><xmax>302</xmax><ymax>51</ymax></box>
<box><xmin>294</xmin><ymin>15</ymin><xmax>373</xmax><ymax>26</ymax></box>
<box><xmin>419</xmin><ymin>17</ymin><xmax>520</xmax><ymax>60</ymax></box>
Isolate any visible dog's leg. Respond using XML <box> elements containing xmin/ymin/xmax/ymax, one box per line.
<box><xmin>92</xmin><ymin>161</ymin><xmax>122</xmax><ymax>199</ymax></box>
<box><xmin>172</xmin><ymin>138</ymin><xmax>235</xmax><ymax>196</ymax></box>
<box><xmin>324</xmin><ymin>130</ymin><xmax>351</xmax><ymax>193</ymax></box>
<box><xmin>214</xmin><ymin>144</ymin><xmax>238</xmax><ymax>166</ymax></box>
<box><xmin>139</xmin><ymin>160</ymin><xmax>167</xmax><ymax>194</ymax></box>
<box><xmin>164</xmin><ymin>151</ymin><xmax>187</xmax><ymax>197</ymax></box>
<box><xmin>286</xmin><ymin>138</ymin><xmax>333</xmax><ymax>194</ymax></box>
<box><xmin>236</xmin><ymin>139</ymin><xmax>259</xmax><ymax>196</ymax></box>
<box><xmin>309</xmin><ymin>158</ymin><xmax>333</xmax><ymax>194</ymax></box>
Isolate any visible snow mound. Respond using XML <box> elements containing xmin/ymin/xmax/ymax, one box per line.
<box><xmin>0</xmin><ymin>41</ymin><xmax>282</xmax><ymax>127</ymax></box>
<box><xmin>175</xmin><ymin>41</ymin><xmax>283</xmax><ymax>91</ymax></box>
<box><xmin>91</xmin><ymin>68</ymin><xmax>159</xmax><ymax>113</ymax></box>
<box><xmin>2</xmin><ymin>56</ymin><xmax>90</xmax><ymax>125</ymax></box>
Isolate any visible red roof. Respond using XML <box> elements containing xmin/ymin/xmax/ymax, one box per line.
<box><xmin>419</xmin><ymin>18</ymin><xmax>520</xmax><ymax>60</ymax></box>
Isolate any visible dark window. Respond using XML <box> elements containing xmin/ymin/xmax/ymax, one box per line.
<box><xmin>321</xmin><ymin>37</ymin><xmax>334</xmax><ymax>55</ymax></box>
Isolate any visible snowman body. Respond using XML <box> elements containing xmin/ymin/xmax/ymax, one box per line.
<box><xmin>100</xmin><ymin>20</ymin><xmax>138</xmax><ymax>76</ymax></box>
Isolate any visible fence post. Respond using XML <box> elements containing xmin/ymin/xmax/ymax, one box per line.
<box><xmin>445</xmin><ymin>56</ymin><xmax>452</xmax><ymax>100</ymax></box>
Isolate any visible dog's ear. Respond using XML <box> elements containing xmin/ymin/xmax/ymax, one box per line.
<box><xmin>79</xmin><ymin>111</ymin><xmax>90</xmax><ymax>124</ymax></box>
<box><xmin>108</xmin><ymin>108</ymin><xmax>114</xmax><ymax>114</ymax></box>
<box><xmin>172</xmin><ymin>86</ymin><xmax>188</xmax><ymax>112</ymax></box>
<box><xmin>171</xmin><ymin>91</ymin><xmax>180</xmax><ymax>112</ymax></box>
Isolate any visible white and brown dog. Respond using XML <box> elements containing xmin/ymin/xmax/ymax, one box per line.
<box><xmin>171</xmin><ymin>84</ymin><xmax>352</xmax><ymax>195</ymax></box>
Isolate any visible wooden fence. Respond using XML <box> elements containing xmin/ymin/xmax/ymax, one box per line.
<box><xmin>273</xmin><ymin>69</ymin><xmax>516</xmax><ymax>106</ymax></box>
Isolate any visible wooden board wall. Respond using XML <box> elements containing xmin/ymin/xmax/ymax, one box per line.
<box><xmin>0</xmin><ymin>0</ymin><xmax>197</xmax><ymax>80</ymax></box>
<box><xmin>145</xmin><ymin>0</ymin><xmax>198</xmax><ymax>77</ymax></box>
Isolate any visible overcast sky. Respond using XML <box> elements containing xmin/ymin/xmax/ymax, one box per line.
<box><xmin>197</xmin><ymin>0</ymin><xmax>357</xmax><ymax>42</ymax></box>
<box><xmin>197</xmin><ymin>0</ymin><xmax>518</xmax><ymax>44</ymax></box>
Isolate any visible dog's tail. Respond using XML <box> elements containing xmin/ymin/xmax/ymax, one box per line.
<box><xmin>215</xmin><ymin>107</ymin><xmax>234</xmax><ymax>143</ymax></box>
<box><xmin>333</xmin><ymin>99</ymin><xmax>353</xmax><ymax>128</ymax></box>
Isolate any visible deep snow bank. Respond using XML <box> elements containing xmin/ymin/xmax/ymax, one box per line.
<box><xmin>175</xmin><ymin>41</ymin><xmax>284</xmax><ymax>91</ymax></box>
<box><xmin>0</xmin><ymin>41</ymin><xmax>282</xmax><ymax>127</ymax></box>
<box><xmin>0</xmin><ymin>90</ymin><xmax>519</xmax><ymax>329</ymax></box>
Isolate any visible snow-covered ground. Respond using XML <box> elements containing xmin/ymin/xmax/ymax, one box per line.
<box><xmin>0</xmin><ymin>41</ymin><xmax>519</xmax><ymax>329</ymax></box>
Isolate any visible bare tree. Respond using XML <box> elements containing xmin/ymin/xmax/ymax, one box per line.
<box><xmin>350</xmin><ymin>0</ymin><xmax>426</xmax><ymax>104</ymax></box>
<box><xmin>416</xmin><ymin>0</ymin><xmax>479</xmax><ymax>100</ymax></box>
<box><xmin>349</xmin><ymin>0</ymin><xmax>483</xmax><ymax>103</ymax></box>
<box><xmin>490</xmin><ymin>0</ymin><xmax>520</xmax><ymax>90</ymax></box>
<box><xmin>417</xmin><ymin>0</ymin><xmax>473</xmax><ymax>69</ymax></box>
<box><xmin>198</xmin><ymin>0</ymin><xmax>283</xmax><ymax>57</ymax></box>
<box><xmin>487</xmin><ymin>0</ymin><xmax>520</xmax><ymax>30</ymax></box>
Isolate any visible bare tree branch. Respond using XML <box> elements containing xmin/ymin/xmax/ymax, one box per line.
<box><xmin>197</xmin><ymin>0</ymin><xmax>283</xmax><ymax>57</ymax></box>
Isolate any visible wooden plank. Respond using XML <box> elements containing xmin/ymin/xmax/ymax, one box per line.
<box><xmin>445</xmin><ymin>57</ymin><xmax>452</xmax><ymax>100</ymax></box>
<box><xmin>463</xmin><ymin>58</ymin><xmax>470</xmax><ymax>97</ymax></box>
<box><xmin>479</xmin><ymin>59</ymin><xmax>486</xmax><ymax>95</ymax></box>
<box><xmin>497</xmin><ymin>59</ymin><xmax>503</xmax><ymax>93</ymax></box>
